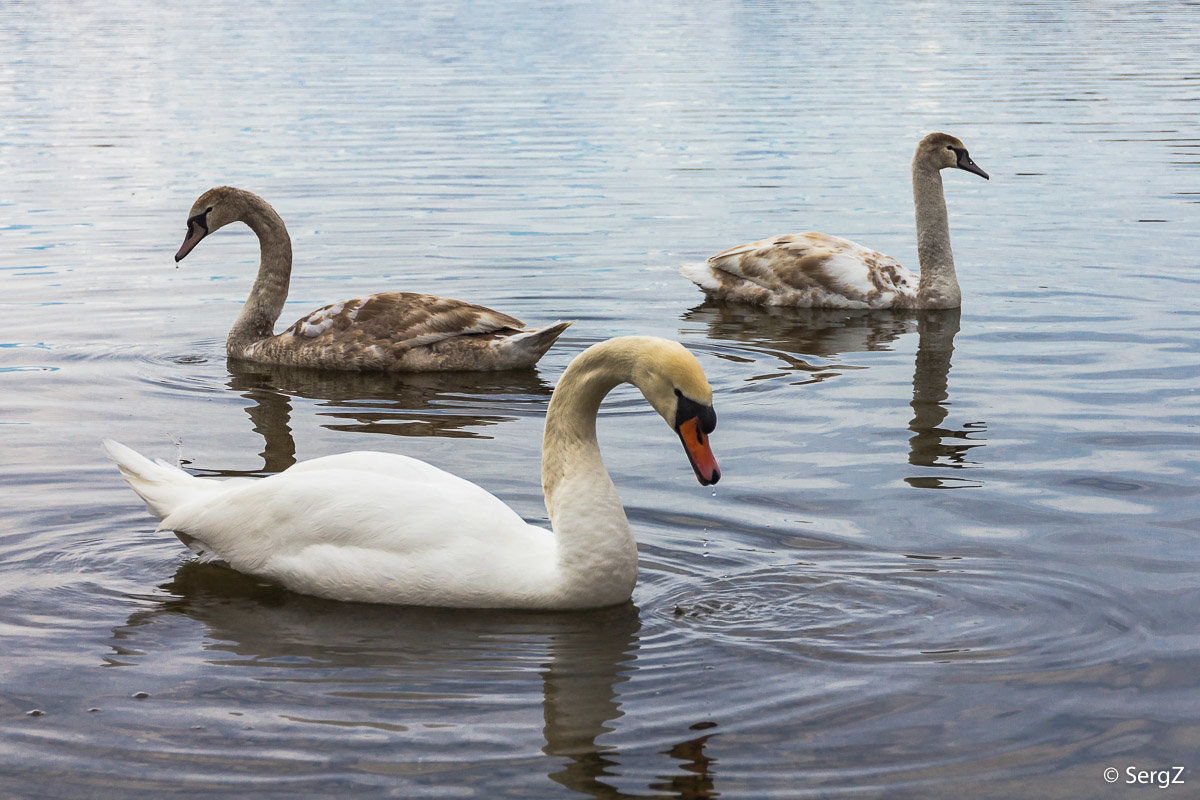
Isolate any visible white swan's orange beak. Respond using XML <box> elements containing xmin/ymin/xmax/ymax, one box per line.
<box><xmin>677</xmin><ymin>417</ymin><xmax>720</xmax><ymax>486</ymax></box>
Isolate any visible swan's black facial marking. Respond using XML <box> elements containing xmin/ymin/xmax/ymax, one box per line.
<box><xmin>950</xmin><ymin>147</ymin><xmax>989</xmax><ymax>180</ymax></box>
<box><xmin>674</xmin><ymin>387</ymin><xmax>716</xmax><ymax>434</ymax></box>
<box><xmin>673</xmin><ymin>388</ymin><xmax>720</xmax><ymax>485</ymax></box>
<box><xmin>186</xmin><ymin>207</ymin><xmax>212</xmax><ymax>237</ymax></box>
<box><xmin>176</xmin><ymin>206</ymin><xmax>213</xmax><ymax>263</ymax></box>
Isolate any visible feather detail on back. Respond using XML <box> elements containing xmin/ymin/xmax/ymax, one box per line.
<box><xmin>241</xmin><ymin>291</ymin><xmax>569</xmax><ymax>371</ymax></box>
<box><xmin>239</xmin><ymin>291</ymin><xmax>569</xmax><ymax>371</ymax></box>
<box><xmin>283</xmin><ymin>292</ymin><xmax>525</xmax><ymax>346</ymax></box>
<box><xmin>684</xmin><ymin>233</ymin><xmax>919</xmax><ymax>309</ymax></box>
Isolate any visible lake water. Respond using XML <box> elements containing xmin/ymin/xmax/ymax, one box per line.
<box><xmin>3</xmin><ymin>1</ymin><xmax>1199</xmax><ymax>797</ymax></box>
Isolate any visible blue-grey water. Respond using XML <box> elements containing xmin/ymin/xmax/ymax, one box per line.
<box><xmin>3</xmin><ymin>1</ymin><xmax>1199</xmax><ymax>797</ymax></box>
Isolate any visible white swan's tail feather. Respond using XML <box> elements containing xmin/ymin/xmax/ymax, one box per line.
<box><xmin>102</xmin><ymin>439</ymin><xmax>209</xmax><ymax>520</ymax></box>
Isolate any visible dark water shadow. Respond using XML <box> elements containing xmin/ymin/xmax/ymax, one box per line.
<box><xmin>111</xmin><ymin>564</ymin><xmax>720</xmax><ymax>799</ymax></box>
<box><xmin>210</xmin><ymin>359</ymin><xmax>555</xmax><ymax>477</ymax></box>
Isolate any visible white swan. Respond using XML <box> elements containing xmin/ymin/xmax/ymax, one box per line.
<box><xmin>175</xmin><ymin>186</ymin><xmax>570</xmax><ymax>371</ymax></box>
<box><xmin>104</xmin><ymin>336</ymin><xmax>721</xmax><ymax>609</ymax></box>
<box><xmin>681</xmin><ymin>133</ymin><xmax>989</xmax><ymax>309</ymax></box>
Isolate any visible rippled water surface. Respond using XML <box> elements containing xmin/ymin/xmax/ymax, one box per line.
<box><xmin>3</xmin><ymin>1</ymin><xmax>1199</xmax><ymax>797</ymax></box>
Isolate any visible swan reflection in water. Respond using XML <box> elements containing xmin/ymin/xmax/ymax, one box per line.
<box><xmin>681</xmin><ymin>301</ymin><xmax>917</xmax><ymax>385</ymax></box>
<box><xmin>904</xmin><ymin>309</ymin><xmax>985</xmax><ymax>487</ymax></box>
<box><xmin>682</xmin><ymin>302</ymin><xmax>984</xmax><ymax>487</ymax></box>
<box><xmin>208</xmin><ymin>359</ymin><xmax>555</xmax><ymax>476</ymax></box>
<box><xmin>110</xmin><ymin>564</ymin><xmax>719</xmax><ymax>798</ymax></box>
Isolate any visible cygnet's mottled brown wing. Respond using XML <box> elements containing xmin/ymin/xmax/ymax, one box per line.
<box><xmin>240</xmin><ymin>292</ymin><xmax>569</xmax><ymax>371</ymax></box>
<box><xmin>682</xmin><ymin>232</ymin><xmax>919</xmax><ymax>309</ymax></box>
<box><xmin>284</xmin><ymin>292</ymin><xmax>525</xmax><ymax>347</ymax></box>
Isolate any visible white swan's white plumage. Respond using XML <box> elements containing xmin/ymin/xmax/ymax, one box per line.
<box><xmin>104</xmin><ymin>336</ymin><xmax>721</xmax><ymax>610</ymax></box>
<box><xmin>682</xmin><ymin>133</ymin><xmax>989</xmax><ymax>310</ymax></box>
<box><xmin>175</xmin><ymin>185</ymin><xmax>571</xmax><ymax>371</ymax></box>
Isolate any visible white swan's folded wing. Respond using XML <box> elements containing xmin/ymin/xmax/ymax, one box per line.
<box><xmin>156</xmin><ymin>463</ymin><xmax>554</xmax><ymax>605</ymax></box>
<box><xmin>157</xmin><ymin>464</ymin><xmax>529</xmax><ymax>566</ymax></box>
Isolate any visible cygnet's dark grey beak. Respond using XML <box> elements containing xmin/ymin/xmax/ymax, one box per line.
<box><xmin>955</xmin><ymin>148</ymin><xmax>989</xmax><ymax>180</ymax></box>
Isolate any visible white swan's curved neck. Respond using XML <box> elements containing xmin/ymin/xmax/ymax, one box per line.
<box><xmin>228</xmin><ymin>201</ymin><xmax>293</xmax><ymax>357</ymax></box>
<box><xmin>912</xmin><ymin>163</ymin><xmax>960</xmax><ymax>309</ymax></box>
<box><xmin>541</xmin><ymin>344</ymin><xmax>640</xmax><ymax>607</ymax></box>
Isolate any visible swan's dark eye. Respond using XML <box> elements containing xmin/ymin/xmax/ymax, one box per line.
<box><xmin>185</xmin><ymin>208</ymin><xmax>211</xmax><ymax>235</ymax></box>
<box><xmin>674</xmin><ymin>392</ymin><xmax>716</xmax><ymax>434</ymax></box>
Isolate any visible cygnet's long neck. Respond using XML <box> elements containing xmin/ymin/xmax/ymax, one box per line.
<box><xmin>227</xmin><ymin>198</ymin><xmax>293</xmax><ymax>357</ymax></box>
<box><xmin>541</xmin><ymin>342</ymin><xmax>641</xmax><ymax>607</ymax></box>
<box><xmin>912</xmin><ymin>161</ymin><xmax>961</xmax><ymax>309</ymax></box>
